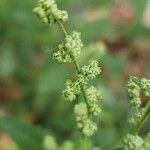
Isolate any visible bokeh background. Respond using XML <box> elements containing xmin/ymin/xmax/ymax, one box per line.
<box><xmin>0</xmin><ymin>0</ymin><xmax>150</xmax><ymax>149</ymax></box>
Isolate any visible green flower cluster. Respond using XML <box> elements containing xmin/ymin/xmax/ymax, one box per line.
<box><xmin>127</xmin><ymin>77</ymin><xmax>141</xmax><ymax>110</ymax></box>
<box><xmin>81</xmin><ymin>60</ymin><xmax>101</xmax><ymax>80</ymax></box>
<box><xmin>123</xmin><ymin>134</ymin><xmax>143</xmax><ymax>150</ymax></box>
<box><xmin>129</xmin><ymin>108</ymin><xmax>145</xmax><ymax>125</ymax></box>
<box><xmin>72</xmin><ymin>86</ymin><xmax>102</xmax><ymax>136</ymax></box>
<box><xmin>141</xmin><ymin>78</ymin><xmax>150</xmax><ymax>97</ymax></box>
<box><xmin>123</xmin><ymin>77</ymin><xmax>150</xmax><ymax>150</ymax></box>
<box><xmin>62</xmin><ymin>80</ymin><xmax>80</xmax><ymax>102</ymax></box>
<box><xmin>127</xmin><ymin>76</ymin><xmax>150</xmax><ymax>126</ymax></box>
<box><xmin>86</xmin><ymin>86</ymin><xmax>102</xmax><ymax>116</ymax></box>
<box><xmin>62</xmin><ymin>60</ymin><xmax>101</xmax><ymax>102</ymax></box>
<box><xmin>53</xmin><ymin>31</ymin><xmax>83</xmax><ymax>63</ymax></box>
<box><xmin>33</xmin><ymin>0</ymin><xmax>68</xmax><ymax>24</ymax></box>
<box><xmin>74</xmin><ymin>103</ymin><xmax>97</xmax><ymax>136</ymax></box>
<box><xmin>63</xmin><ymin>61</ymin><xmax>102</xmax><ymax>136</ymax></box>
<box><xmin>33</xmin><ymin>0</ymin><xmax>102</xmax><ymax>137</ymax></box>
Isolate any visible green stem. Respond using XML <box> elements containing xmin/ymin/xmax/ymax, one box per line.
<box><xmin>133</xmin><ymin>101</ymin><xmax>150</xmax><ymax>135</ymax></box>
<box><xmin>80</xmin><ymin>135</ymin><xmax>91</xmax><ymax>150</ymax></box>
<box><xmin>55</xmin><ymin>19</ymin><xmax>68</xmax><ymax>36</ymax></box>
<box><xmin>73</xmin><ymin>57</ymin><xmax>80</xmax><ymax>73</ymax></box>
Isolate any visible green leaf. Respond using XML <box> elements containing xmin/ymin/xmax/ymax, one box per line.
<box><xmin>0</xmin><ymin>116</ymin><xmax>45</xmax><ymax>150</ymax></box>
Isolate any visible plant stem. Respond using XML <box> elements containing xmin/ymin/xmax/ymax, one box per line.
<box><xmin>55</xmin><ymin>19</ymin><xmax>68</xmax><ymax>36</ymax></box>
<box><xmin>133</xmin><ymin>101</ymin><xmax>150</xmax><ymax>135</ymax></box>
<box><xmin>80</xmin><ymin>135</ymin><xmax>91</xmax><ymax>150</ymax></box>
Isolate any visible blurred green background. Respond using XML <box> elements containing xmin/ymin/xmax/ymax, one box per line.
<box><xmin>0</xmin><ymin>0</ymin><xmax>150</xmax><ymax>149</ymax></box>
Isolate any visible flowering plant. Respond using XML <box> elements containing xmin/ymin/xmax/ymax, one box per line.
<box><xmin>33</xmin><ymin>0</ymin><xmax>102</xmax><ymax>149</ymax></box>
<box><xmin>122</xmin><ymin>77</ymin><xmax>150</xmax><ymax>150</ymax></box>
<box><xmin>33</xmin><ymin>0</ymin><xmax>150</xmax><ymax>149</ymax></box>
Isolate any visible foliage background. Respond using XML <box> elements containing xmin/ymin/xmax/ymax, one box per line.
<box><xmin>0</xmin><ymin>0</ymin><xmax>150</xmax><ymax>149</ymax></box>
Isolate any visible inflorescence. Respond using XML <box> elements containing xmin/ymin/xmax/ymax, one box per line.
<box><xmin>123</xmin><ymin>134</ymin><xmax>143</xmax><ymax>150</ymax></box>
<box><xmin>33</xmin><ymin>0</ymin><xmax>68</xmax><ymax>24</ymax></box>
<box><xmin>123</xmin><ymin>132</ymin><xmax>150</xmax><ymax>150</ymax></box>
<box><xmin>123</xmin><ymin>76</ymin><xmax>150</xmax><ymax>150</ymax></box>
<box><xmin>127</xmin><ymin>76</ymin><xmax>150</xmax><ymax>126</ymax></box>
<box><xmin>53</xmin><ymin>31</ymin><xmax>83</xmax><ymax>64</ymax></box>
<box><xmin>33</xmin><ymin>0</ymin><xmax>102</xmax><ymax>137</ymax></box>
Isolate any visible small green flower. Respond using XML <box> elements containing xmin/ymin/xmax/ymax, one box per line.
<box><xmin>65</xmin><ymin>31</ymin><xmax>83</xmax><ymax>60</ymax></box>
<box><xmin>86</xmin><ymin>86</ymin><xmax>102</xmax><ymax>116</ymax></box>
<box><xmin>86</xmin><ymin>86</ymin><xmax>102</xmax><ymax>103</ymax></box>
<box><xmin>82</xmin><ymin>119</ymin><xmax>97</xmax><ymax>137</ymax></box>
<box><xmin>129</xmin><ymin>108</ymin><xmax>145</xmax><ymax>126</ymax></box>
<box><xmin>123</xmin><ymin>134</ymin><xmax>143</xmax><ymax>150</ymax></box>
<box><xmin>74</xmin><ymin>102</ymin><xmax>88</xmax><ymax>116</ymax></box>
<box><xmin>76</xmin><ymin>74</ymin><xmax>88</xmax><ymax>87</ymax></box>
<box><xmin>127</xmin><ymin>77</ymin><xmax>141</xmax><ymax>109</ymax></box>
<box><xmin>81</xmin><ymin>60</ymin><xmax>100</xmax><ymax>80</ymax></box>
<box><xmin>53</xmin><ymin>31</ymin><xmax>83</xmax><ymax>64</ymax></box>
<box><xmin>74</xmin><ymin>103</ymin><xmax>98</xmax><ymax>136</ymax></box>
<box><xmin>33</xmin><ymin>6</ymin><xmax>48</xmax><ymax>23</ymax></box>
<box><xmin>89</xmin><ymin>103</ymin><xmax>101</xmax><ymax>116</ymax></box>
<box><xmin>127</xmin><ymin>77</ymin><xmax>150</xmax><ymax>126</ymax></box>
<box><xmin>74</xmin><ymin>103</ymin><xmax>88</xmax><ymax>129</ymax></box>
<box><xmin>33</xmin><ymin>0</ymin><xmax>68</xmax><ymax>24</ymax></box>
<box><xmin>140</xmin><ymin>78</ymin><xmax>150</xmax><ymax>97</ymax></box>
<box><xmin>62</xmin><ymin>80</ymin><xmax>80</xmax><ymax>102</ymax></box>
<box><xmin>53</xmin><ymin>43</ymin><xmax>72</xmax><ymax>64</ymax></box>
